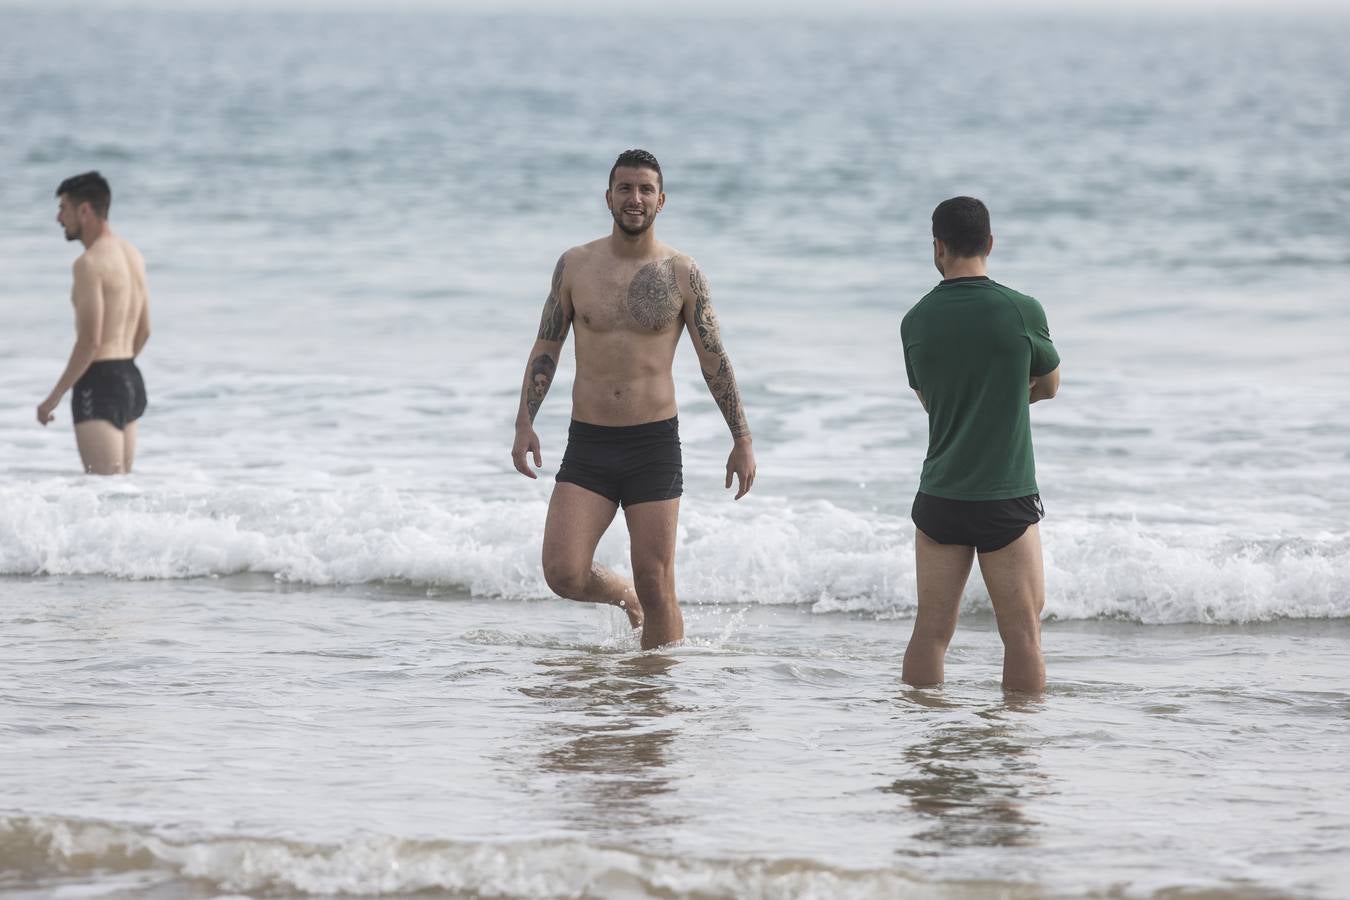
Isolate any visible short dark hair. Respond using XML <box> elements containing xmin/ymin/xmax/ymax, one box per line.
<box><xmin>609</xmin><ymin>149</ymin><xmax>662</xmax><ymax>190</ymax></box>
<box><xmin>932</xmin><ymin>196</ymin><xmax>990</xmax><ymax>258</ymax></box>
<box><xmin>57</xmin><ymin>171</ymin><xmax>112</xmax><ymax>219</ymax></box>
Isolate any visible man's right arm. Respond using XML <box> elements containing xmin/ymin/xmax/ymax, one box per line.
<box><xmin>38</xmin><ymin>258</ymin><xmax>104</xmax><ymax>425</ymax></box>
<box><xmin>511</xmin><ymin>253</ymin><xmax>571</xmax><ymax>478</ymax></box>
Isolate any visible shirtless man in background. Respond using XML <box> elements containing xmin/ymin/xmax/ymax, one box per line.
<box><xmin>38</xmin><ymin>171</ymin><xmax>151</xmax><ymax>474</ymax></box>
<box><xmin>511</xmin><ymin>149</ymin><xmax>756</xmax><ymax>650</ymax></box>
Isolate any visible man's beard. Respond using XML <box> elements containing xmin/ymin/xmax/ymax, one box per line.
<box><xmin>613</xmin><ymin>207</ymin><xmax>655</xmax><ymax>237</ymax></box>
<box><xmin>64</xmin><ymin>225</ymin><xmax>81</xmax><ymax>242</ymax></box>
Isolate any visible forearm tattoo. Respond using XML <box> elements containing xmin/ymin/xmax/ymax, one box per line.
<box><xmin>537</xmin><ymin>255</ymin><xmax>569</xmax><ymax>342</ymax></box>
<box><xmin>524</xmin><ymin>353</ymin><xmax>557</xmax><ymax>422</ymax></box>
<box><xmin>690</xmin><ymin>263</ymin><xmax>749</xmax><ymax>438</ymax></box>
<box><xmin>626</xmin><ymin>258</ymin><xmax>681</xmax><ymax>332</ymax></box>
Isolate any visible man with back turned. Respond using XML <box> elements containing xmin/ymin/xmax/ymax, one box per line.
<box><xmin>901</xmin><ymin>197</ymin><xmax>1060</xmax><ymax>692</ymax></box>
<box><xmin>510</xmin><ymin>149</ymin><xmax>756</xmax><ymax>650</ymax></box>
<box><xmin>38</xmin><ymin>171</ymin><xmax>151</xmax><ymax>475</ymax></box>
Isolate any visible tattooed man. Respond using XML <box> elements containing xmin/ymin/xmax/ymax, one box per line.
<box><xmin>511</xmin><ymin>149</ymin><xmax>756</xmax><ymax>649</ymax></box>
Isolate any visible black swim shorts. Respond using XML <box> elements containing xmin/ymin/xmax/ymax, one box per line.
<box><xmin>911</xmin><ymin>491</ymin><xmax>1044</xmax><ymax>554</ymax></box>
<box><xmin>556</xmin><ymin>416</ymin><xmax>683</xmax><ymax>507</ymax></box>
<box><xmin>71</xmin><ymin>359</ymin><xmax>147</xmax><ymax>431</ymax></box>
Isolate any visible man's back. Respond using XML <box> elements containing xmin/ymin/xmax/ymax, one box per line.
<box><xmin>80</xmin><ymin>235</ymin><xmax>147</xmax><ymax>361</ymax></box>
<box><xmin>902</xmin><ymin>276</ymin><xmax>1058</xmax><ymax>501</ymax></box>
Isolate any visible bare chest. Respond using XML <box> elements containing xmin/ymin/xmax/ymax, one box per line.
<box><xmin>572</xmin><ymin>258</ymin><xmax>683</xmax><ymax>335</ymax></box>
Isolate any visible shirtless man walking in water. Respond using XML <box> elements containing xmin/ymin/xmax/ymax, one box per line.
<box><xmin>38</xmin><ymin>172</ymin><xmax>151</xmax><ymax>474</ymax></box>
<box><xmin>511</xmin><ymin>149</ymin><xmax>756</xmax><ymax>650</ymax></box>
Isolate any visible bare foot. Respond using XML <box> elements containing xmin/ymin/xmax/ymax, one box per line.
<box><xmin>616</xmin><ymin>592</ymin><xmax>643</xmax><ymax>630</ymax></box>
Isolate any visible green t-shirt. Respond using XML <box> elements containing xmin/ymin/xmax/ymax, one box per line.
<box><xmin>901</xmin><ymin>276</ymin><xmax>1059</xmax><ymax>501</ymax></box>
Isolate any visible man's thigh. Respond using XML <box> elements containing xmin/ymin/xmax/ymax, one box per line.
<box><xmin>914</xmin><ymin>528</ymin><xmax>975</xmax><ymax>634</ymax></box>
<box><xmin>74</xmin><ymin>420</ymin><xmax>126</xmax><ymax>475</ymax></box>
<box><xmin>122</xmin><ymin>421</ymin><xmax>138</xmax><ymax>472</ymax></box>
<box><xmin>543</xmin><ymin>482</ymin><xmax>620</xmax><ymax>568</ymax></box>
<box><xmin>623</xmin><ymin>498</ymin><xmax>680</xmax><ymax>574</ymax></box>
<box><xmin>976</xmin><ymin>523</ymin><xmax>1045</xmax><ymax>628</ymax></box>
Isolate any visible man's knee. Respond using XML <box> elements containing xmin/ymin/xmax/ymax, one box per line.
<box><xmin>996</xmin><ymin>614</ymin><xmax>1042</xmax><ymax>653</ymax></box>
<box><xmin>633</xmin><ymin>561</ymin><xmax>674</xmax><ymax>601</ymax></box>
<box><xmin>543</xmin><ymin>558</ymin><xmax>590</xmax><ymax>599</ymax></box>
<box><xmin>913</xmin><ymin>611</ymin><xmax>958</xmax><ymax>644</ymax></box>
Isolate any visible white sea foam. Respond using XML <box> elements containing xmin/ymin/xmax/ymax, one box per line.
<box><xmin>2</xmin><ymin>480</ymin><xmax>1345</xmax><ymax>625</ymax></box>
<box><xmin>0</xmin><ymin>815</ymin><xmax>1012</xmax><ymax>900</ymax></box>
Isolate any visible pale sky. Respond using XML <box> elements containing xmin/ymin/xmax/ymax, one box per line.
<box><xmin>7</xmin><ymin>0</ymin><xmax>1348</xmax><ymax>14</ymax></box>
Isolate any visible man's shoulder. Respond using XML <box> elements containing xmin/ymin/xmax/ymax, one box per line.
<box><xmin>72</xmin><ymin>250</ymin><xmax>96</xmax><ymax>274</ymax></box>
<box><xmin>986</xmin><ymin>280</ymin><xmax>1040</xmax><ymax>306</ymax></box>
<box><xmin>78</xmin><ymin>235</ymin><xmax>139</xmax><ymax>271</ymax></box>
<box><xmin>665</xmin><ymin>247</ymin><xmax>696</xmax><ymax>278</ymax></box>
<box><xmin>72</xmin><ymin>247</ymin><xmax>116</xmax><ymax>283</ymax></box>
<box><xmin>639</xmin><ymin>241</ymin><xmax>690</xmax><ymax>272</ymax></box>
<box><xmin>562</xmin><ymin>237</ymin><xmax>606</xmax><ymax>262</ymax></box>
<box><xmin>117</xmin><ymin>236</ymin><xmax>146</xmax><ymax>268</ymax></box>
<box><xmin>902</xmin><ymin>285</ymin><xmax>943</xmax><ymax>327</ymax></box>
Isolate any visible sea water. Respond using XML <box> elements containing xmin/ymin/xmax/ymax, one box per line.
<box><xmin>1</xmin><ymin>5</ymin><xmax>1348</xmax><ymax>898</ymax></box>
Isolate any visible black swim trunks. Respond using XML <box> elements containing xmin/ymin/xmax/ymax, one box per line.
<box><xmin>911</xmin><ymin>491</ymin><xmax>1044</xmax><ymax>554</ymax></box>
<box><xmin>72</xmin><ymin>359</ymin><xmax>147</xmax><ymax>431</ymax></box>
<box><xmin>556</xmin><ymin>417</ymin><xmax>682</xmax><ymax>507</ymax></box>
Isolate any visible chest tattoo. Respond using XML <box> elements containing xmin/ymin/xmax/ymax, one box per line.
<box><xmin>625</xmin><ymin>259</ymin><xmax>681</xmax><ymax>332</ymax></box>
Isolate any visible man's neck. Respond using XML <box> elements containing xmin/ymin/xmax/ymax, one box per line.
<box><xmin>940</xmin><ymin>256</ymin><xmax>988</xmax><ymax>279</ymax></box>
<box><xmin>609</xmin><ymin>226</ymin><xmax>657</xmax><ymax>258</ymax></box>
<box><xmin>80</xmin><ymin>220</ymin><xmax>110</xmax><ymax>249</ymax></box>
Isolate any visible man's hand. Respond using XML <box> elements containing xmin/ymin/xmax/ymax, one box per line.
<box><xmin>36</xmin><ymin>395</ymin><xmax>58</xmax><ymax>426</ymax></box>
<box><xmin>512</xmin><ymin>425</ymin><xmax>543</xmax><ymax>478</ymax></box>
<box><xmin>1028</xmin><ymin>366</ymin><xmax>1060</xmax><ymax>404</ymax></box>
<box><xmin>725</xmin><ymin>437</ymin><xmax>756</xmax><ymax>500</ymax></box>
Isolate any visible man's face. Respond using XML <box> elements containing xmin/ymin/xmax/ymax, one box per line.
<box><xmin>606</xmin><ymin>166</ymin><xmax>664</xmax><ymax>237</ymax></box>
<box><xmin>932</xmin><ymin>239</ymin><xmax>945</xmax><ymax>276</ymax></box>
<box><xmin>56</xmin><ymin>195</ymin><xmax>83</xmax><ymax>242</ymax></box>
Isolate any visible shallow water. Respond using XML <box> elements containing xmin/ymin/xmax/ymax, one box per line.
<box><xmin>2</xmin><ymin>576</ymin><xmax>1348</xmax><ymax>898</ymax></box>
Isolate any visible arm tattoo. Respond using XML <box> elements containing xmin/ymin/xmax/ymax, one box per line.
<box><xmin>689</xmin><ymin>264</ymin><xmax>749</xmax><ymax>438</ymax></box>
<box><xmin>690</xmin><ymin>262</ymin><xmax>723</xmax><ymax>355</ymax></box>
<box><xmin>537</xmin><ymin>255</ymin><xmax>569</xmax><ymax>342</ymax></box>
<box><xmin>704</xmin><ymin>356</ymin><xmax>750</xmax><ymax>439</ymax></box>
<box><xmin>626</xmin><ymin>258</ymin><xmax>681</xmax><ymax>332</ymax></box>
<box><xmin>524</xmin><ymin>353</ymin><xmax>557</xmax><ymax>422</ymax></box>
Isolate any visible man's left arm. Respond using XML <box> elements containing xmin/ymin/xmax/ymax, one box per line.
<box><xmin>132</xmin><ymin>293</ymin><xmax>151</xmax><ymax>357</ymax></box>
<box><xmin>682</xmin><ymin>259</ymin><xmax>756</xmax><ymax>500</ymax></box>
<box><xmin>38</xmin><ymin>258</ymin><xmax>104</xmax><ymax>426</ymax></box>
<box><xmin>1023</xmin><ymin>295</ymin><xmax>1060</xmax><ymax>405</ymax></box>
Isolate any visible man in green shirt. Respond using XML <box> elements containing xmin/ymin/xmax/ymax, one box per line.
<box><xmin>900</xmin><ymin>197</ymin><xmax>1060</xmax><ymax>692</ymax></box>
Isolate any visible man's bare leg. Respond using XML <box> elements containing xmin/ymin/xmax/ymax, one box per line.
<box><xmin>122</xmin><ymin>421</ymin><xmax>138</xmax><ymax>473</ymax></box>
<box><xmin>976</xmin><ymin>524</ymin><xmax>1046</xmax><ymax>693</ymax></box>
<box><xmin>74</xmin><ymin>420</ymin><xmax>126</xmax><ymax>475</ymax></box>
<box><xmin>902</xmin><ymin>528</ymin><xmax>975</xmax><ymax>687</ymax></box>
<box><xmin>624</xmin><ymin>498</ymin><xmax>682</xmax><ymax>651</ymax></box>
<box><xmin>542</xmin><ymin>482</ymin><xmax>642</xmax><ymax>629</ymax></box>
